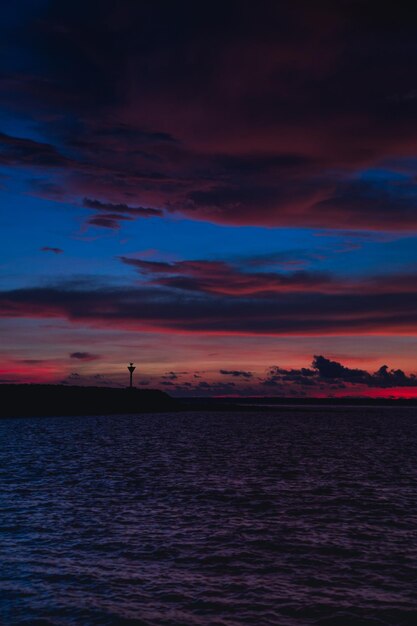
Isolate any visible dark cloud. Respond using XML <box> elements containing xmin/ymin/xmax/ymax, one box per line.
<box><xmin>121</xmin><ymin>255</ymin><xmax>417</xmax><ymax>301</ymax></box>
<box><xmin>86</xmin><ymin>214</ymin><xmax>133</xmax><ymax>230</ymax></box>
<box><xmin>83</xmin><ymin>198</ymin><xmax>163</xmax><ymax>230</ymax></box>
<box><xmin>61</xmin><ymin>372</ymin><xmax>81</xmax><ymax>384</ymax></box>
<box><xmin>17</xmin><ymin>359</ymin><xmax>45</xmax><ymax>365</ymax></box>
<box><xmin>0</xmin><ymin>132</ymin><xmax>72</xmax><ymax>168</ymax></box>
<box><xmin>120</xmin><ymin>256</ymin><xmax>335</xmax><ymax>296</ymax></box>
<box><xmin>164</xmin><ymin>355</ymin><xmax>417</xmax><ymax>396</ymax></box>
<box><xmin>82</xmin><ymin>198</ymin><xmax>163</xmax><ymax>230</ymax></box>
<box><xmin>1</xmin><ymin>269</ymin><xmax>417</xmax><ymax>336</ymax></box>
<box><xmin>313</xmin><ymin>355</ymin><xmax>417</xmax><ymax>388</ymax></box>
<box><xmin>70</xmin><ymin>352</ymin><xmax>100</xmax><ymax>361</ymax></box>
<box><xmin>41</xmin><ymin>246</ymin><xmax>63</xmax><ymax>254</ymax></box>
<box><xmin>161</xmin><ymin>371</ymin><xmax>178</xmax><ymax>380</ymax></box>
<box><xmin>200</xmin><ymin>381</ymin><xmax>234</xmax><ymax>389</ymax></box>
<box><xmin>313</xmin><ymin>355</ymin><xmax>362</xmax><ymax>381</ymax></box>
<box><xmin>3</xmin><ymin>1</ymin><xmax>417</xmax><ymax>229</ymax></box>
<box><xmin>261</xmin><ymin>357</ymin><xmax>417</xmax><ymax>391</ymax></box>
<box><xmin>220</xmin><ymin>369</ymin><xmax>253</xmax><ymax>379</ymax></box>
<box><xmin>263</xmin><ymin>366</ymin><xmax>315</xmax><ymax>387</ymax></box>
<box><xmin>60</xmin><ymin>371</ymin><xmax>116</xmax><ymax>386</ymax></box>
<box><xmin>83</xmin><ymin>198</ymin><xmax>163</xmax><ymax>217</ymax></box>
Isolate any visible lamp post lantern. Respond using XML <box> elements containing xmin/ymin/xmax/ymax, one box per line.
<box><xmin>127</xmin><ymin>362</ymin><xmax>136</xmax><ymax>388</ymax></box>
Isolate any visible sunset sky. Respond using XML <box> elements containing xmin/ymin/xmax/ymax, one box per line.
<box><xmin>2</xmin><ymin>1</ymin><xmax>417</xmax><ymax>396</ymax></box>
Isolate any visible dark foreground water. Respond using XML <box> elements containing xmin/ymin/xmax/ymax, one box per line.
<box><xmin>1</xmin><ymin>409</ymin><xmax>417</xmax><ymax>625</ymax></box>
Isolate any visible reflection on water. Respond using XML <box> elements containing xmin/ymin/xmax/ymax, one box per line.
<box><xmin>1</xmin><ymin>409</ymin><xmax>417</xmax><ymax>625</ymax></box>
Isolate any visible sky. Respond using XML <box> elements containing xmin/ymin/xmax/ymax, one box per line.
<box><xmin>2</xmin><ymin>0</ymin><xmax>417</xmax><ymax>397</ymax></box>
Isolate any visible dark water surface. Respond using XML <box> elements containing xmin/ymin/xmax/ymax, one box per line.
<box><xmin>1</xmin><ymin>409</ymin><xmax>417</xmax><ymax>625</ymax></box>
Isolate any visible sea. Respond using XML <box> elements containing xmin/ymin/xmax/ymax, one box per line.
<box><xmin>1</xmin><ymin>408</ymin><xmax>417</xmax><ymax>625</ymax></box>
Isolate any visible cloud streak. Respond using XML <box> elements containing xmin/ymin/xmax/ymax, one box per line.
<box><xmin>1</xmin><ymin>266</ymin><xmax>417</xmax><ymax>337</ymax></box>
<box><xmin>70</xmin><ymin>352</ymin><xmax>100</xmax><ymax>361</ymax></box>
<box><xmin>83</xmin><ymin>198</ymin><xmax>163</xmax><ymax>229</ymax></box>
<box><xmin>220</xmin><ymin>369</ymin><xmax>253</xmax><ymax>379</ymax></box>
<box><xmin>120</xmin><ymin>257</ymin><xmax>336</xmax><ymax>296</ymax></box>
<box><xmin>41</xmin><ymin>247</ymin><xmax>64</xmax><ymax>254</ymax></box>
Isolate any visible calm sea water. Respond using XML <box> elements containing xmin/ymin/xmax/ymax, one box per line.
<box><xmin>1</xmin><ymin>409</ymin><xmax>417</xmax><ymax>625</ymax></box>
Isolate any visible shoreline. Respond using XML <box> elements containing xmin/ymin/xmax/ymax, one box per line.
<box><xmin>2</xmin><ymin>384</ymin><xmax>417</xmax><ymax>418</ymax></box>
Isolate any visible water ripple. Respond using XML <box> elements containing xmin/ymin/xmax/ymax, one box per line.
<box><xmin>1</xmin><ymin>408</ymin><xmax>417</xmax><ymax>624</ymax></box>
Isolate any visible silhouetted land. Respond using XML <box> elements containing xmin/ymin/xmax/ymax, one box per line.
<box><xmin>0</xmin><ymin>385</ymin><xmax>176</xmax><ymax>417</ymax></box>
<box><xmin>2</xmin><ymin>385</ymin><xmax>417</xmax><ymax>418</ymax></box>
<box><xmin>185</xmin><ymin>397</ymin><xmax>417</xmax><ymax>408</ymax></box>
<box><xmin>181</xmin><ymin>396</ymin><xmax>417</xmax><ymax>413</ymax></box>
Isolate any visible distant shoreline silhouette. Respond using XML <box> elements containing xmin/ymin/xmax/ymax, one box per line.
<box><xmin>1</xmin><ymin>384</ymin><xmax>417</xmax><ymax>418</ymax></box>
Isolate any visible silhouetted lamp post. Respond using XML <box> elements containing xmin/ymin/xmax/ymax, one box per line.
<box><xmin>127</xmin><ymin>362</ymin><xmax>136</xmax><ymax>388</ymax></box>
